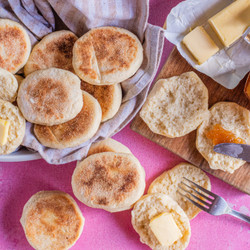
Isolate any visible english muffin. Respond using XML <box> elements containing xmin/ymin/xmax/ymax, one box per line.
<box><xmin>87</xmin><ymin>138</ymin><xmax>132</xmax><ymax>156</ymax></box>
<box><xmin>17</xmin><ymin>68</ymin><xmax>83</xmax><ymax>126</ymax></box>
<box><xmin>14</xmin><ymin>74</ymin><xmax>24</xmax><ymax>86</ymax></box>
<box><xmin>0</xmin><ymin>99</ymin><xmax>26</xmax><ymax>155</ymax></box>
<box><xmin>0</xmin><ymin>68</ymin><xmax>18</xmax><ymax>102</ymax></box>
<box><xmin>140</xmin><ymin>72</ymin><xmax>209</xmax><ymax>138</ymax></box>
<box><xmin>131</xmin><ymin>193</ymin><xmax>191</xmax><ymax>250</ymax></box>
<box><xmin>0</xmin><ymin>19</ymin><xmax>31</xmax><ymax>73</ymax></box>
<box><xmin>20</xmin><ymin>191</ymin><xmax>84</xmax><ymax>250</ymax></box>
<box><xmin>72</xmin><ymin>152</ymin><xmax>146</xmax><ymax>212</ymax></box>
<box><xmin>24</xmin><ymin>30</ymin><xmax>78</xmax><ymax>76</ymax></box>
<box><xmin>73</xmin><ymin>26</ymin><xmax>143</xmax><ymax>85</ymax></box>
<box><xmin>34</xmin><ymin>91</ymin><xmax>102</xmax><ymax>149</ymax></box>
<box><xmin>196</xmin><ymin>102</ymin><xmax>250</xmax><ymax>173</ymax></box>
<box><xmin>81</xmin><ymin>81</ymin><xmax>122</xmax><ymax>122</ymax></box>
<box><xmin>148</xmin><ymin>163</ymin><xmax>211</xmax><ymax>219</ymax></box>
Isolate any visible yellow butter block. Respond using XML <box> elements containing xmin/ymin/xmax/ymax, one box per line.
<box><xmin>0</xmin><ymin>119</ymin><xmax>10</xmax><ymax>146</ymax></box>
<box><xmin>149</xmin><ymin>212</ymin><xmax>182</xmax><ymax>247</ymax></box>
<box><xmin>182</xmin><ymin>26</ymin><xmax>219</xmax><ymax>65</ymax></box>
<box><xmin>208</xmin><ymin>0</ymin><xmax>250</xmax><ymax>47</ymax></box>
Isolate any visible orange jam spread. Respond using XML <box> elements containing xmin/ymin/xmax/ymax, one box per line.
<box><xmin>205</xmin><ymin>124</ymin><xmax>245</xmax><ymax>145</ymax></box>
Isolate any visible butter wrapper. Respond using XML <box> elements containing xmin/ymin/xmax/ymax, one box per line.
<box><xmin>165</xmin><ymin>0</ymin><xmax>250</xmax><ymax>89</ymax></box>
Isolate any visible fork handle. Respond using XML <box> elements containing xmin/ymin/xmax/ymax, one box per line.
<box><xmin>228</xmin><ymin>209</ymin><xmax>250</xmax><ymax>223</ymax></box>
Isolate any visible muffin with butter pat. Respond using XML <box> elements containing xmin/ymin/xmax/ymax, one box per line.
<box><xmin>0</xmin><ymin>99</ymin><xmax>25</xmax><ymax>155</ymax></box>
<box><xmin>131</xmin><ymin>193</ymin><xmax>191</xmax><ymax>250</ymax></box>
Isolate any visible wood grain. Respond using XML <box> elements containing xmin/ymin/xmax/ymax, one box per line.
<box><xmin>131</xmin><ymin>47</ymin><xmax>250</xmax><ymax>194</ymax></box>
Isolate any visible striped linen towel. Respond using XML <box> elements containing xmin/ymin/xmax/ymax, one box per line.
<box><xmin>0</xmin><ymin>0</ymin><xmax>165</xmax><ymax>164</ymax></box>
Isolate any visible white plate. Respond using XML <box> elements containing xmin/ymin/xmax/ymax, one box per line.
<box><xmin>0</xmin><ymin>148</ymin><xmax>41</xmax><ymax>162</ymax></box>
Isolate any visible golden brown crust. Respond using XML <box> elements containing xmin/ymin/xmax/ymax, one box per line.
<box><xmin>24</xmin><ymin>31</ymin><xmax>77</xmax><ymax>75</ymax></box>
<box><xmin>34</xmin><ymin>91</ymin><xmax>101</xmax><ymax>148</ymax></box>
<box><xmin>0</xmin><ymin>26</ymin><xmax>27</xmax><ymax>72</ymax></box>
<box><xmin>88</xmin><ymin>145</ymin><xmax>114</xmax><ymax>155</ymax></box>
<box><xmin>81</xmin><ymin>80</ymin><xmax>121</xmax><ymax>121</ymax></box>
<box><xmin>90</xmin><ymin>28</ymin><xmax>138</xmax><ymax>73</ymax></box>
<box><xmin>72</xmin><ymin>152</ymin><xmax>145</xmax><ymax>212</ymax></box>
<box><xmin>87</xmin><ymin>138</ymin><xmax>132</xmax><ymax>156</ymax></box>
<box><xmin>75</xmin><ymin>154</ymin><xmax>138</xmax><ymax>205</ymax></box>
<box><xmin>17</xmin><ymin>68</ymin><xmax>83</xmax><ymax>126</ymax></box>
<box><xmin>27</xmin><ymin>78</ymin><xmax>68</xmax><ymax>120</ymax></box>
<box><xmin>77</xmin><ymin>39</ymin><xmax>99</xmax><ymax>81</ymax></box>
<box><xmin>21</xmin><ymin>191</ymin><xmax>84</xmax><ymax>250</ymax></box>
<box><xmin>73</xmin><ymin>27</ymin><xmax>143</xmax><ymax>85</ymax></box>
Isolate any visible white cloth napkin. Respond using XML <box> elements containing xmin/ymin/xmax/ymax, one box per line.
<box><xmin>0</xmin><ymin>0</ymin><xmax>165</xmax><ymax>164</ymax></box>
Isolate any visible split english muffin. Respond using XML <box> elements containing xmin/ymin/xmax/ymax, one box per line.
<box><xmin>0</xmin><ymin>19</ymin><xmax>31</xmax><ymax>73</ymax></box>
<box><xmin>20</xmin><ymin>191</ymin><xmax>84</xmax><ymax>250</ymax></box>
<box><xmin>148</xmin><ymin>163</ymin><xmax>211</xmax><ymax>219</ymax></box>
<box><xmin>17</xmin><ymin>68</ymin><xmax>83</xmax><ymax>126</ymax></box>
<box><xmin>34</xmin><ymin>91</ymin><xmax>102</xmax><ymax>149</ymax></box>
<box><xmin>0</xmin><ymin>99</ymin><xmax>26</xmax><ymax>155</ymax></box>
<box><xmin>0</xmin><ymin>68</ymin><xmax>18</xmax><ymax>102</ymax></box>
<box><xmin>87</xmin><ymin>138</ymin><xmax>132</xmax><ymax>156</ymax></box>
<box><xmin>131</xmin><ymin>193</ymin><xmax>191</xmax><ymax>250</ymax></box>
<box><xmin>81</xmin><ymin>81</ymin><xmax>122</xmax><ymax>122</ymax></box>
<box><xmin>196</xmin><ymin>102</ymin><xmax>250</xmax><ymax>173</ymax></box>
<box><xmin>73</xmin><ymin>26</ymin><xmax>143</xmax><ymax>85</ymax></box>
<box><xmin>140</xmin><ymin>71</ymin><xmax>209</xmax><ymax>138</ymax></box>
<box><xmin>72</xmin><ymin>152</ymin><xmax>146</xmax><ymax>212</ymax></box>
<box><xmin>24</xmin><ymin>30</ymin><xmax>78</xmax><ymax>75</ymax></box>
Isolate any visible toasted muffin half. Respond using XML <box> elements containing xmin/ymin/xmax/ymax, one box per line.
<box><xmin>72</xmin><ymin>152</ymin><xmax>146</xmax><ymax>212</ymax></box>
<box><xmin>20</xmin><ymin>191</ymin><xmax>84</xmax><ymax>250</ymax></box>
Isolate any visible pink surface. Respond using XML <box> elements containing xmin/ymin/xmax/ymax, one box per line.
<box><xmin>0</xmin><ymin>1</ymin><xmax>250</xmax><ymax>249</ymax></box>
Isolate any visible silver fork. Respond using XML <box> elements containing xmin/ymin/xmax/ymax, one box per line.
<box><xmin>178</xmin><ymin>177</ymin><xmax>250</xmax><ymax>223</ymax></box>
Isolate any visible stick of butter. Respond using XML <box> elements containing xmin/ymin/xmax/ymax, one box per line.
<box><xmin>0</xmin><ymin>119</ymin><xmax>10</xmax><ymax>146</ymax></box>
<box><xmin>182</xmin><ymin>26</ymin><xmax>219</xmax><ymax>65</ymax></box>
<box><xmin>149</xmin><ymin>212</ymin><xmax>182</xmax><ymax>247</ymax></box>
<box><xmin>208</xmin><ymin>0</ymin><xmax>250</xmax><ymax>47</ymax></box>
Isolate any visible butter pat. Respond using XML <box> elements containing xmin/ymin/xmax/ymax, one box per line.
<box><xmin>182</xmin><ymin>26</ymin><xmax>219</xmax><ymax>65</ymax></box>
<box><xmin>149</xmin><ymin>213</ymin><xmax>182</xmax><ymax>247</ymax></box>
<box><xmin>0</xmin><ymin>119</ymin><xmax>10</xmax><ymax>146</ymax></box>
<box><xmin>208</xmin><ymin>0</ymin><xmax>250</xmax><ymax>47</ymax></box>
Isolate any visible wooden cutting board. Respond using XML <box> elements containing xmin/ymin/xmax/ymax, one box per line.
<box><xmin>131</xmin><ymin>47</ymin><xmax>250</xmax><ymax>194</ymax></box>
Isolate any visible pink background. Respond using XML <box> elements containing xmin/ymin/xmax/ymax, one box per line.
<box><xmin>1</xmin><ymin>0</ymin><xmax>250</xmax><ymax>249</ymax></box>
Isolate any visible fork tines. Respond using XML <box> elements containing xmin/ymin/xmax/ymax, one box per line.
<box><xmin>177</xmin><ymin>177</ymin><xmax>215</xmax><ymax>212</ymax></box>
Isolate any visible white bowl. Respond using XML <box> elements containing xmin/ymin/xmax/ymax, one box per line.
<box><xmin>0</xmin><ymin>148</ymin><xmax>41</xmax><ymax>162</ymax></box>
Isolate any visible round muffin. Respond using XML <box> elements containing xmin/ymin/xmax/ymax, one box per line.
<box><xmin>17</xmin><ymin>68</ymin><xmax>83</xmax><ymax>126</ymax></box>
<box><xmin>20</xmin><ymin>191</ymin><xmax>84</xmax><ymax>250</ymax></box>
<box><xmin>0</xmin><ymin>68</ymin><xmax>18</xmax><ymax>102</ymax></box>
<box><xmin>196</xmin><ymin>102</ymin><xmax>250</xmax><ymax>173</ymax></box>
<box><xmin>72</xmin><ymin>152</ymin><xmax>146</xmax><ymax>212</ymax></box>
<box><xmin>24</xmin><ymin>30</ymin><xmax>78</xmax><ymax>75</ymax></box>
<box><xmin>34</xmin><ymin>91</ymin><xmax>102</xmax><ymax>149</ymax></box>
<box><xmin>73</xmin><ymin>26</ymin><xmax>143</xmax><ymax>85</ymax></box>
<box><xmin>0</xmin><ymin>99</ymin><xmax>26</xmax><ymax>155</ymax></box>
<box><xmin>140</xmin><ymin>71</ymin><xmax>209</xmax><ymax>138</ymax></box>
<box><xmin>131</xmin><ymin>193</ymin><xmax>191</xmax><ymax>250</ymax></box>
<box><xmin>0</xmin><ymin>19</ymin><xmax>31</xmax><ymax>73</ymax></box>
<box><xmin>87</xmin><ymin>138</ymin><xmax>132</xmax><ymax>156</ymax></box>
<box><xmin>81</xmin><ymin>81</ymin><xmax>122</xmax><ymax>122</ymax></box>
<box><xmin>148</xmin><ymin>163</ymin><xmax>211</xmax><ymax>219</ymax></box>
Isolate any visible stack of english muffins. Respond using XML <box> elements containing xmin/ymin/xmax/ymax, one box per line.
<box><xmin>0</xmin><ymin>19</ymin><xmax>144</xmax><ymax>155</ymax></box>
